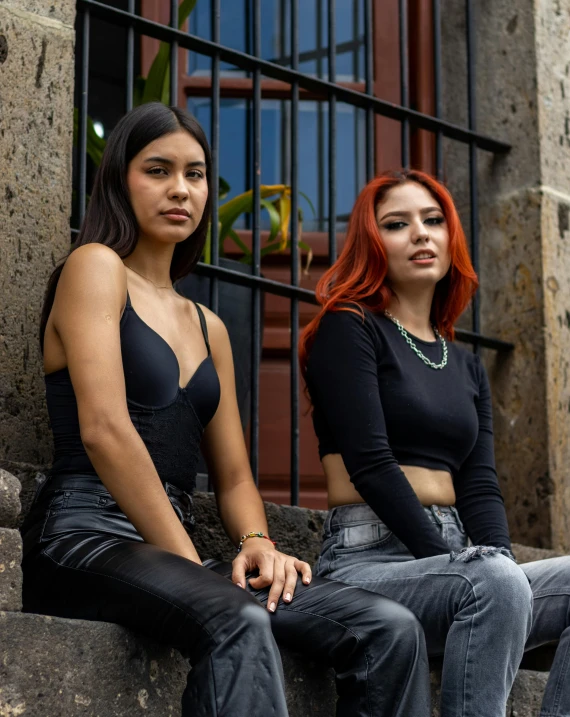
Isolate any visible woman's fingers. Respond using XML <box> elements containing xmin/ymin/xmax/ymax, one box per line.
<box><xmin>247</xmin><ymin>552</ymin><xmax>313</xmax><ymax>612</ymax></box>
<box><xmin>282</xmin><ymin>560</ymin><xmax>299</xmax><ymax>603</ymax></box>
<box><xmin>265</xmin><ymin>559</ymin><xmax>285</xmax><ymax>613</ymax></box>
<box><xmin>247</xmin><ymin>553</ymin><xmax>274</xmax><ymax>591</ymax></box>
<box><xmin>231</xmin><ymin>554</ymin><xmax>247</xmax><ymax>588</ymax></box>
<box><xmin>294</xmin><ymin>558</ymin><xmax>312</xmax><ymax>585</ymax></box>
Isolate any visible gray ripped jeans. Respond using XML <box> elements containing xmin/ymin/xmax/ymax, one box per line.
<box><xmin>315</xmin><ymin>503</ymin><xmax>570</xmax><ymax>717</ymax></box>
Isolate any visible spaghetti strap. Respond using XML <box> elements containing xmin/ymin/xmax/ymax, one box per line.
<box><xmin>120</xmin><ymin>290</ymin><xmax>133</xmax><ymax>322</ymax></box>
<box><xmin>194</xmin><ymin>303</ymin><xmax>211</xmax><ymax>356</ymax></box>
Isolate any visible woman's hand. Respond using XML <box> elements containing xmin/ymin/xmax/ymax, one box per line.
<box><xmin>231</xmin><ymin>539</ymin><xmax>312</xmax><ymax>612</ymax></box>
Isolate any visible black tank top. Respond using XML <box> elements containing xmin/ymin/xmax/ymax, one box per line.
<box><xmin>45</xmin><ymin>293</ymin><xmax>221</xmax><ymax>494</ymax></box>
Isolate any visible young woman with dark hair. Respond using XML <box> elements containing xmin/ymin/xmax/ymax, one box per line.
<box><xmin>21</xmin><ymin>104</ymin><xmax>434</xmax><ymax>717</ymax></box>
<box><xmin>301</xmin><ymin>169</ymin><xmax>570</xmax><ymax>717</ymax></box>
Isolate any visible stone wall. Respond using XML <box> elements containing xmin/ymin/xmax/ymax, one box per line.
<box><xmin>441</xmin><ymin>0</ymin><xmax>570</xmax><ymax>549</ymax></box>
<box><xmin>0</xmin><ymin>468</ymin><xmax>559</xmax><ymax>717</ymax></box>
<box><xmin>0</xmin><ymin>0</ymin><xmax>75</xmax><ymax>467</ymax></box>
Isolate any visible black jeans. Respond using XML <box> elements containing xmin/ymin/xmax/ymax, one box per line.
<box><xmin>22</xmin><ymin>481</ymin><xmax>432</xmax><ymax>717</ymax></box>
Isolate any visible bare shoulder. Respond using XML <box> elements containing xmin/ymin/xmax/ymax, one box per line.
<box><xmin>56</xmin><ymin>244</ymin><xmax>126</xmax><ymax>307</ymax></box>
<box><xmin>194</xmin><ymin>304</ymin><xmax>231</xmax><ymax>353</ymax></box>
<box><xmin>62</xmin><ymin>243</ymin><xmax>124</xmax><ymax>277</ymax></box>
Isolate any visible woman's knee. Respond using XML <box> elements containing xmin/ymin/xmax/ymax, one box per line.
<box><xmin>212</xmin><ymin>588</ymin><xmax>273</xmax><ymax>643</ymax></box>
<box><xmin>467</xmin><ymin>553</ymin><xmax>533</xmax><ymax>614</ymax></box>
<box><xmin>364</xmin><ymin>596</ymin><xmax>425</xmax><ymax>650</ymax></box>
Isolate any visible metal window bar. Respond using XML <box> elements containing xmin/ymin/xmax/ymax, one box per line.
<box><xmin>399</xmin><ymin>0</ymin><xmax>410</xmax><ymax>168</ymax></box>
<box><xmin>466</xmin><ymin>0</ymin><xmax>480</xmax><ymax>348</ymax></box>
<box><xmin>77</xmin><ymin>7</ymin><xmax>90</xmax><ymax>225</ymax></box>
<box><xmin>169</xmin><ymin>1</ymin><xmax>178</xmax><ymax>105</ymax></box>
<box><xmin>290</xmin><ymin>0</ymin><xmax>300</xmax><ymax>507</ymax></box>
<box><xmin>73</xmin><ymin>0</ymin><xmax>516</xmax><ymax>507</ymax></box>
<box><xmin>76</xmin><ymin>1</ymin><xmax>510</xmax><ymax>153</ymax></box>
<box><xmin>316</xmin><ymin>0</ymin><xmax>324</xmax><ymax>231</ymax></box>
<box><xmin>250</xmin><ymin>0</ymin><xmax>262</xmax><ymax>485</ymax></box>
<box><xmin>328</xmin><ymin>0</ymin><xmax>337</xmax><ymax>265</ymax></box>
<box><xmin>364</xmin><ymin>0</ymin><xmax>374</xmax><ymax>182</ymax></box>
<box><xmin>210</xmin><ymin>0</ymin><xmax>220</xmax><ymax>314</ymax></box>
<box><xmin>126</xmin><ymin>0</ymin><xmax>135</xmax><ymax>112</ymax></box>
<box><xmin>433</xmin><ymin>0</ymin><xmax>443</xmax><ymax>179</ymax></box>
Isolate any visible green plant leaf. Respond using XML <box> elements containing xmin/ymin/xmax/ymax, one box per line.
<box><xmin>203</xmin><ymin>223</ymin><xmax>212</xmax><ymax>264</ymax></box>
<box><xmin>218</xmin><ymin>185</ymin><xmax>287</xmax><ymax>242</ymax></box>
<box><xmin>260</xmin><ymin>198</ymin><xmax>281</xmax><ymax>243</ymax></box>
<box><xmin>132</xmin><ymin>76</ymin><xmax>146</xmax><ymax>107</ymax></box>
<box><xmin>277</xmin><ymin>191</ymin><xmax>291</xmax><ymax>250</ymax></box>
<box><xmin>227</xmin><ymin>228</ymin><xmax>252</xmax><ymax>260</ymax></box>
<box><xmin>140</xmin><ymin>0</ymin><xmax>197</xmax><ymax>106</ymax></box>
<box><xmin>141</xmin><ymin>43</ymin><xmax>171</xmax><ymax>104</ymax></box>
<box><xmin>178</xmin><ymin>0</ymin><xmax>197</xmax><ymax>26</ymax></box>
<box><xmin>299</xmin><ymin>191</ymin><xmax>316</xmax><ymax>215</ymax></box>
<box><xmin>219</xmin><ymin>176</ymin><xmax>231</xmax><ymax>199</ymax></box>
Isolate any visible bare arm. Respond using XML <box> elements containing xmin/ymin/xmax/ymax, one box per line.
<box><xmin>52</xmin><ymin>244</ymin><xmax>200</xmax><ymax>563</ymax></box>
<box><xmin>200</xmin><ymin>309</ymin><xmax>311</xmax><ymax>609</ymax></box>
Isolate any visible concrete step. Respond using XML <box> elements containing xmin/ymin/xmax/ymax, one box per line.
<box><xmin>0</xmin><ymin>611</ymin><xmax>551</xmax><ymax>717</ymax></box>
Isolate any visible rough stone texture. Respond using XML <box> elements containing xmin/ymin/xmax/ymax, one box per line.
<box><xmin>0</xmin><ymin>528</ymin><xmax>22</xmax><ymax>612</ymax></box>
<box><xmin>0</xmin><ymin>2</ymin><xmax>75</xmax><ymax>467</ymax></box>
<box><xmin>192</xmin><ymin>491</ymin><xmax>326</xmax><ymax>564</ymax></box>
<box><xmin>513</xmin><ymin>541</ymin><xmax>563</xmax><ymax>565</ymax></box>
<box><xmin>541</xmin><ymin>187</ymin><xmax>570</xmax><ymax>551</ymax></box>
<box><xmin>478</xmin><ymin>191</ymin><xmax>549</xmax><ymax>547</ymax></box>
<box><xmin>0</xmin><ymin>612</ymin><xmax>188</xmax><ymax>717</ymax></box>
<box><xmin>0</xmin><ymin>469</ymin><xmax>21</xmax><ymax>528</ymax></box>
<box><xmin>0</xmin><ymin>612</ymin><xmax>551</xmax><ymax>717</ymax></box>
<box><xmin>0</xmin><ymin>1</ymin><xmax>75</xmax><ymax>27</ymax></box>
<box><xmin>0</xmin><ymin>460</ymin><xmax>45</xmax><ymax>528</ymax></box>
<box><xmin>441</xmin><ymin>0</ymin><xmax>570</xmax><ymax>549</ymax></box>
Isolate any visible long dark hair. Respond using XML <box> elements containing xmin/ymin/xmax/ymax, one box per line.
<box><xmin>40</xmin><ymin>102</ymin><xmax>212</xmax><ymax>347</ymax></box>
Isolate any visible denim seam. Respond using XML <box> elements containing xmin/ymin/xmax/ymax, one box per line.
<box><xmin>282</xmin><ymin>606</ymin><xmax>372</xmax><ymax>717</ymax></box>
<box><xmin>333</xmin><ymin>571</ymin><xmax>480</xmax><ymax>716</ymax></box>
<box><xmin>533</xmin><ymin>589</ymin><xmax>570</xmax><ymax>599</ymax></box>
<box><xmin>548</xmin><ymin>629</ymin><xmax>570</xmax><ymax>714</ymax></box>
<box><xmin>41</xmin><ymin>548</ymin><xmax>219</xmax><ymax>648</ymax></box>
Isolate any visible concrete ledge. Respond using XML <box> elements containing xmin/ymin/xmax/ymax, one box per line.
<box><xmin>0</xmin><ymin>612</ymin><xmax>550</xmax><ymax>717</ymax></box>
<box><xmin>0</xmin><ymin>469</ymin><xmax>21</xmax><ymax>529</ymax></box>
<box><xmin>0</xmin><ymin>529</ymin><xmax>22</xmax><ymax>612</ymax></box>
<box><xmin>0</xmin><ymin>612</ymin><xmax>188</xmax><ymax>716</ymax></box>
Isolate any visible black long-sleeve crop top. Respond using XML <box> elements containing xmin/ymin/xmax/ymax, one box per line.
<box><xmin>305</xmin><ymin>307</ymin><xmax>512</xmax><ymax>559</ymax></box>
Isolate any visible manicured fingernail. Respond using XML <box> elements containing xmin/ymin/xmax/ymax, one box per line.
<box><xmin>285</xmin><ymin>593</ymin><xmax>291</xmax><ymax>602</ymax></box>
<box><xmin>304</xmin><ymin>577</ymin><xmax>311</xmax><ymax>584</ymax></box>
<box><xmin>269</xmin><ymin>602</ymin><xmax>276</xmax><ymax>612</ymax></box>
<box><xmin>237</xmin><ymin>582</ymin><xmax>243</xmax><ymax>588</ymax></box>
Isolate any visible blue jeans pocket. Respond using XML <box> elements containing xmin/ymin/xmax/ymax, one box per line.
<box><xmin>333</xmin><ymin>521</ymin><xmax>393</xmax><ymax>554</ymax></box>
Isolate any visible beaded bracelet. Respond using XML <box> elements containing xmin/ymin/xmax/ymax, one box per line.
<box><xmin>238</xmin><ymin>531</ymin><xmax>277</xmax><ymax>553</ymax></box>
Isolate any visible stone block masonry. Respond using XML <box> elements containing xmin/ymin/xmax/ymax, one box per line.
<box><xmin>0</xmin><ymin>1</ymin><xmax>75</xmax><ymax>467</ymax></box>
<box><xmin>0</xmin><ymin>478</ymin><xmax>557</xmax><ymax>717</ymax></box>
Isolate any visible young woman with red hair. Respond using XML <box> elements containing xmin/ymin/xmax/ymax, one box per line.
<box><xmin>301</xmin><ymin>169</ymin><xmax>570</xmax><ymax>717</ymax></box>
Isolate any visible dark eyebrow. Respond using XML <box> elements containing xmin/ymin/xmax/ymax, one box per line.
<box><xmin>379</xmin><ymin>206</ymin><xmax>442</xmax><ymax>222</ymax></box>
<box><xmin>142</xmin><ymin>156</ymin><xmax>207</xmax><ymax>169</ymax></box>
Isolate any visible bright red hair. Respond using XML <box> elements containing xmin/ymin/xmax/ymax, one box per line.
<box><xmin>299</xmin><ymin>169</ymin><xmax>479</xmax><ymax>377</ymax></box>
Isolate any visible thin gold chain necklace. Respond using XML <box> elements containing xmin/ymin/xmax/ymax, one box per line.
<box><xmin>124</xmin><ymin>264</ymin><xmax>173</xmax><ymax>290</ymax></box>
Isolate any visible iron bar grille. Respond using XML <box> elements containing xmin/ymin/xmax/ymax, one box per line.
<box><xmin>73</xmin><ymin>0</ymin><xmax>514</xmax><ymax>505</ymax></box>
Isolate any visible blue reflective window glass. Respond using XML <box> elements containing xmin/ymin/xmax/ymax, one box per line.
<box><xmin>186</xmin><ymin>0</ymin><xmax>368</xmax><ymax>234</ymax></box>
<box><xmin>188</xmin><ymin>0</ymin><xmax>364</xmax><ymax>79</ymax></box>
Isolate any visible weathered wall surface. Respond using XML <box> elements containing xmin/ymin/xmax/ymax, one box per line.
<box><xmin>534</xmin><ymin>2</ymin><xmax>570</xmax><ymax>551</ymax></box>
<box><xmin>441</xmin><ymin>0</ymin><xmax>570</xmax><ymax>548</ymax></box>
<box><xmin>0</xmin><ymin>1</ymin><xmax>75</xmax><ymax>466</ymax></box>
